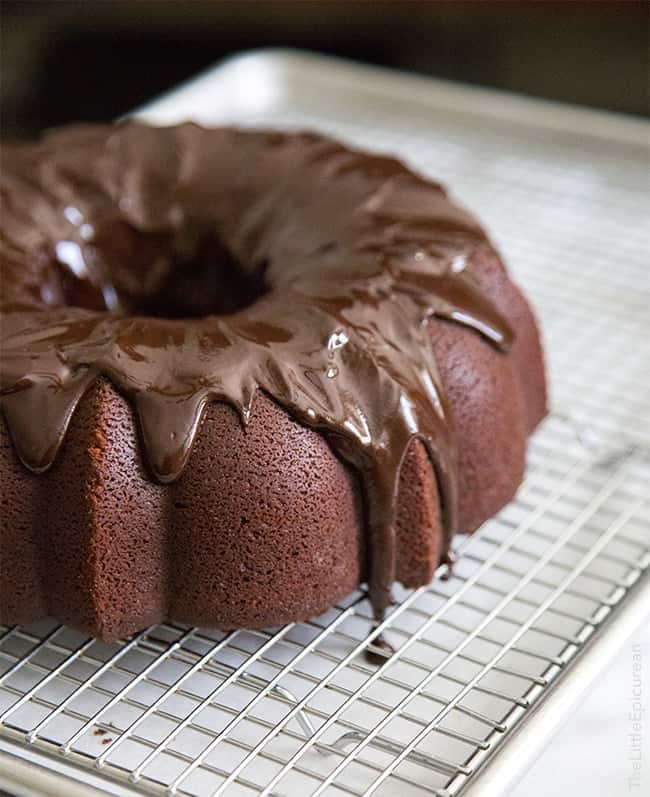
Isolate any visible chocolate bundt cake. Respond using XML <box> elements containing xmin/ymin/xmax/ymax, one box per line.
<box><xmin>0</xmin><ymin>123</ymin><xmax>546</xmax><ymax>641</ymax></box>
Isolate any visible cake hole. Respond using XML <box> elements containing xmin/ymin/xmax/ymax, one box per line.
<box><xmin>51</xmin><ymin>223</ymin><xmax>271</xmax><ymax>319</ymax></box>
<box><xmin>132</xmin><ymin>244</ymin><xmax>270</xmax><ymax>320</ymax></box>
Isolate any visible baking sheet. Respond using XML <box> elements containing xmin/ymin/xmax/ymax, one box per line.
<box><xmin>1</xmin><ymin>50</ymin><xmax>649</xmax><ymax>797</ymax></box>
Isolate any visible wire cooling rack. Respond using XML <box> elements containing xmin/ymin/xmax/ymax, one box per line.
<box><xmin>1</xmin><ymin>52</ymin><xmax>649</xmax><ymax>797</ymax></box>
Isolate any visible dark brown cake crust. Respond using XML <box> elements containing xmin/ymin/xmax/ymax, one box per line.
<box><xmin>0</xmin><ymin>124</ymin><xmax>546</xmax><ymax>640</ymax></box>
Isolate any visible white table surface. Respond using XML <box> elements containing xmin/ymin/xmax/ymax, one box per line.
<box><xmin>511</xmin><ymin>616</ymin><xmax>650</xmax><ymax>797</ymax></box>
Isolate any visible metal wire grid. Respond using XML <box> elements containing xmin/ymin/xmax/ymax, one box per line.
<box><xmin>1</xmin><ymin>55</ymin><xmax>649</xmax><ymax>796</ymax></box>
<box><xmin>0</xmin><ymin>437</ymin><xmax>648</xmax><ymax>797</ymax></box>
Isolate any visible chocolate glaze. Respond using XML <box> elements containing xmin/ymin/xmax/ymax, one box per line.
<box><xmin>440</xmin><ymin>548</ymin><xmax>458</xmax><ymax>581</ymax></box>
<box><xmin>364</xmin><ymin>632</ymin><xmax>396</xmax><ymax>666</ymax></box>
<box><xmin>0</xmin><ymin>123</ymin><xmax>513</xmax><ymax>619</ymax></box>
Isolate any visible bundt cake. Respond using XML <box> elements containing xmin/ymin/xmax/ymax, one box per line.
<box><xmin>0</xmin><ymin>122</ymin><xmax>547</xmax><ymax>641</ymax></box>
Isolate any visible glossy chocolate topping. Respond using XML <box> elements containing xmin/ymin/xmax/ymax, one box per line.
<box><xmin>0</xmin><ymin>122</ymin><xmax>513</xmax><ymax>618</ymax></box>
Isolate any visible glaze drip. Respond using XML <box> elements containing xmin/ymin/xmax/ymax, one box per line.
<box><xmin>0</xmin><ymin>123</ymin><xmax>513</xmax><ymax>618</ymax></box>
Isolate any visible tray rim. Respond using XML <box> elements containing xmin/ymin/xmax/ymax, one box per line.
<box><xmin>137</xmin><ymin>47</ymin><xmax>650</xmax><ymax>148</ymax></box>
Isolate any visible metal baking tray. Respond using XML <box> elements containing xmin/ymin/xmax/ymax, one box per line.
<box><xmin>1</xmin><ymin>50</ymin><xmax>648</xmax><ymax>797</ymax></box>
